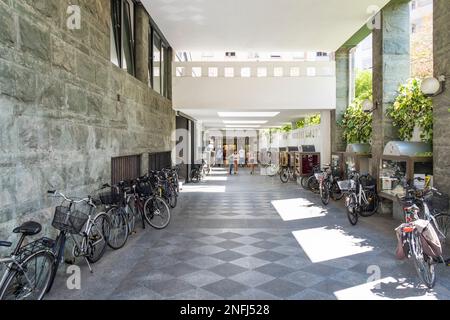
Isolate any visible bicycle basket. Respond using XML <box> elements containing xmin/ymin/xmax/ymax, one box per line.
<box><xmin>425</xmin><ymin>190</ymin><xmax>449</xmax><ymax>213</ymax></box>
<box><xmin>136</xmin><ymin>182</ymin><xmax>152</xmax><ymax>196</ymax></box>
<box><xmin>338</xmin><ymin>179</ymin><xmax>356</xmax><ymax>191</ymax></box>
<box><xmin>99</xmin><ymin>190</ymin><xmax>122</xmax><ymax>206</ymax></box>
<box><xmin>52</xmin><ymin>206</ymin><xmax>88</xmax><ymax>234</ymax></box>
<box><xmin>360</xmin><ymin>174</ymin><xmax>376</xmax><ymax>189</ymax></box>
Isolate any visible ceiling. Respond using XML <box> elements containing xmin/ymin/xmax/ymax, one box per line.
<box><xmin>142</xmin><ymin>0</ymin><xmax>389</xmax><ymax>52</ymax></box>
<box><xmin>181</xmin><ymin>109</ymin><xmax>323</xmax><ymax>129</ymax></box>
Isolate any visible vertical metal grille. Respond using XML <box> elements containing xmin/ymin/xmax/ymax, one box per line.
<box><xmin>149</xmin><ymin>152</ymin><xmax>172</xmax><ymax>171</ymax></box>
<box><xmin>111</xmin><ymin>154</ymin><xmax>142</xmax><ymax>185</ymax></box>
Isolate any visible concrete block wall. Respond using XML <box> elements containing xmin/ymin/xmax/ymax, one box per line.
<box><xmin>0</xmin><ymin>0</ymin><xmax>176</xmax><ymax>241</ymax></box>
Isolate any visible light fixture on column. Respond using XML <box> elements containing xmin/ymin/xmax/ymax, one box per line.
<box><xmin>362</xmin><ymin>99</ymin><xmax>379</xmax><ymax>113</ymax></box>
<box><xmin>421</xmin><ymin>75</ymin><xmax>446</xmax><ymax>97</ymax></box>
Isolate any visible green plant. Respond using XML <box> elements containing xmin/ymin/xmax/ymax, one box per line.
<box><xmin>386</xmin><ymin>78</ymin><xmax>433</xmax><ymax>143</ymax></box>
<box><xmin>341</xmin><ymin>101</ymin><xmax>373</xmax><ymax>144</ymax></box>
<box><xmin>296</xmin><ymin>114</ymin><xmax>321</xmax><ymax>129</ymax></box>
<box><xmin>340</xmin><ymin>70</ymin><xmax>373</xmax><ymax>144</ymax></box>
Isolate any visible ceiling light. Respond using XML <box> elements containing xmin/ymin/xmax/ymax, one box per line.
<box><xmin>225</xmin><ymin>125</ymin><xmax>261</xmax><ymax>128</ymax></box>
<box><xmin>223</xmin><ymin>120</ymin><xmax>268</xmax><ymax>124</ymax></box>
<box><xmin>218</xmin><ymin>112</ymin><xmax>280</xmax><ymax>118</ymax></box>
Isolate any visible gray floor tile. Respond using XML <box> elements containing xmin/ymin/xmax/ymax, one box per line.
<box><xmin>256</xmin><ymin>279</ymin><xmax>304</xmax><ymax>298</ymax></box>
<box><xmin>202</xmin><ymin>279</ymin><xmax>248</xmax><ymax>298</ymax></box>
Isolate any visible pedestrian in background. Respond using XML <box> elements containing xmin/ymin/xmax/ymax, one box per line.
<box><xmin>233</xmin><ymin>151</ymin><xmax>239</xmax><ymax>174</ymax></box>
<box><xmin>228</xmin><ymin>153</ymin><xmax>234</xmax><ymax>175</ymax></box>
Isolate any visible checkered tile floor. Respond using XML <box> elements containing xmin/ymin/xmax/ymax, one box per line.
<box><xmin>47</xmin><ymin>168</ymin><xmax>450</xmax><ymax>300</ymax></box>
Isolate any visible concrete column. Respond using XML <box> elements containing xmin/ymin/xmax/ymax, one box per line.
<box><xmin>331</xmin><ymin>47</ymin><xmax>351</xmax><ymax>153</ymax></box>
<box><xmin>370</xmin><ymin>0</ymin><xmax>410</xmax><ymax>177</ymax></box>
<box><xmin>432</xmin><ymin>0</ymin><xmax>450</xmax><ymax>192</ymax></box>
<box><xmin>320</xmin><ymin>110</ymin><xmax>332</xmax><ymax>167</ymax></box>
<box><xmin>135</xmin><ymin>4</ymin><xmax>150</xmax><ymax>84</ymax></box>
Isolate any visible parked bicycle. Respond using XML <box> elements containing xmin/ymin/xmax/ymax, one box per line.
<box><xmin>316</xmin><ymin>166</ymin><xmax>344</xmax><ymax>205</ymax></box>
<box><xmin>338</xmin><ymin>172</ymin><xmax>379</xmax><ymax>225</ymax></box>
<box><xmin>280</xmin><ymin>166</ymin><xmax>297</xmax><ymax>183</ymax></box>
<box><xmin>0</xmin><ymin>222</ymin><xmax>54</xmax><ymax>300</ymax></box>
<box><xmin>395</xmin><ymin>179</ymin><xmax>449</xmax><ymax>288</ymax></box>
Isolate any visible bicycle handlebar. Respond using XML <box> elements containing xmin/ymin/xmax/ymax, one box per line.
<box><xmin>47</xmin><ymin>190</ymin><xmax>93</xmax><ymax>205</ymax></box>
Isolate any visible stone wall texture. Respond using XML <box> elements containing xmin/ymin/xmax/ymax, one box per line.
<box><xmin>0</xmin><ymin>0</ymin><xmax>175</xmax><ymax>240</ymax></box>
<box><xmin>433</xmin><ymin>0</ymin><xmax>450</xmax><ymax>193</ymax></box>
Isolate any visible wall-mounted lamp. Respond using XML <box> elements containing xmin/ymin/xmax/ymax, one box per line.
<box><xmin>421</xmin><ymin>75</ymin><xmax>446</xmax><ymax>97</ymax></box>
<box><xmin>362</xmin><ymin>99</ymin><xmax>379</xmax><ymax>113</ymax></box>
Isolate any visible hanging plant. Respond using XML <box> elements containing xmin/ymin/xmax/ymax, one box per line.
<box><xmin>386</xmin><ymin>78</ymin><xmax>433</xmax><ymax>143</ymax></box>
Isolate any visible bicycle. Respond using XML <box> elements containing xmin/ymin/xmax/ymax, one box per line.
<box><xmin>46</xmin><ymin>190</ymin><xmax>110</xmax><ymax>276</ymax></box>
<box><xmin>99</xmin><ymin>183</ymin><xmax>130</xmax><ymax>250</ymax></box>
<box><xmin>0</xmin><ymin>222</ymin><xmax>54</xmax><ymax>300</ymax></box>
<box><xmin>280</xmin><ymin>166</ymin><xmax>296</xmax><ymax>183</ymax></box>
<box><xmin>300</xmin><ymin>164</ymin><xmax>321</xmax><ymax>190</ymax></box>
<box><xmin>395</xmin><ymin>181</ymin><xmax>448</xmax><ymax>288</ymax></box>
<box><xmin>339</xmin><ymin>172</ymin><xmax>379</xmax><ymax>225</ymax></box>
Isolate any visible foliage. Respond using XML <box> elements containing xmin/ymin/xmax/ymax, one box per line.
<box><xmin>387</xmin><ymin>78</ymin><xmax>433</xmax><ymax>143</ymax></box>
<box><xmin>280</xmin><ymin>124</ymin><xmax>292</xmax><ymax>132</ymax></box>
<box><xmin>296</xmin><ymin>114</ymin><xmax>321</xmax><ymax>129</ymax></box>
<box><xmin>341</xmin><ymin>100</ymin><xmax>373</xmax><ymax>144</ymax></box>
<box><xmin>340</xmin><ymin>70</ymin><xmax>373</xmax><ymax>144</ymax></box>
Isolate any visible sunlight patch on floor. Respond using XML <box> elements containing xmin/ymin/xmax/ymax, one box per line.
<box><xmin>334</xmin><ymin>277</ymin><xmax>438</xmax><ymax>300</ymax></box>
<box><xmin>204</xmin><ymin>176</ymin><xmax>228</xmax><ymax>181</ymax></box>
<box><xmin>292</xmin><ymin>227</ymin><xmax>373</xmax><ymax>263</ymax></box>
<box><xmin>271</xmin><ymin>198</ymin><xmax>326</xmax><ymax>221</ymax></box>
<box><xmin>181</xmin><ymin>185</ymin><xmax>226</xmax><ymax>193</ymax></box>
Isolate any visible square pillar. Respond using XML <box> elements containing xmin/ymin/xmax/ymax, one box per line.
<box><xmin>135</xmin><ymin>4</ymin><xmax>150</xmax><ymax>84</ymax></box>
<box><xmin>331</xmin><ymin>47</ymin><xmax>351</xmax><ymax>153</ymax></box>
<box><xmin>320</xmin><ymin>110</ymin><xmax>332</xmax><ymax>168</ymax></box>
<box><xmin>432</xmin><ymin>0</ymin><xmax>450</xmax><ymax>192</ymax></box>
<box><xmin>371</xmin><ymin>0</ymin><xmax>410</xmax><ymax>177</ymax></box>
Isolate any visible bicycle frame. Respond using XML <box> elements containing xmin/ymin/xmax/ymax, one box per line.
<box><xmin>0</xmin><ymin>257</ymin><xmax>34</xmax><ymax>290</ymax></box>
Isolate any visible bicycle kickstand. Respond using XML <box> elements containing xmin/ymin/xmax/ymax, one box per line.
<box><xmin>84</xmin><ymin>257</ymin><xmax>94</xmax><ymax>273</ymax></box>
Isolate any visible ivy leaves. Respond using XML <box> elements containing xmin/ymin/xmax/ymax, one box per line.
<box><xmin>386</xmin><ymin>78</ymin><xmax>433</xmax><ymax>143</ymax></box>
<box><xmin>340</xmin><ymin>70</ymin><xmax>373</xmax><ymax>144</ymax></box>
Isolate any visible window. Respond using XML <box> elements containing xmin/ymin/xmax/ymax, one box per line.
<box><xmin>110</xmin><ymin>0</ymin><xmax>135</xmax><ymax>76</ymax></box>
<box><xmin>307</xmin><ymin>67</ymin><xmax>316</xmax><ymax>76</ymax></box>
<box><xmin>176</xmin><ymin>67</ymin><xmax>185</xmax><ymax>77</ymax></box>
<box><xmin>257</xmin><ymin>67</ymin><xmax>267</xmax><ymax>77</ymax></box>
<box><xmin>241</xmin><ymin>67</ymin><xmax>251</xmax><ymax>77</ymax></box>
<box><xmin>149</xmin><ymin>23</ymin><xmax>172</xmax><ymax>99</ymax></box>
<box><xmin>192</xmin><ymin>67</ymin><xmax>202</xmax><ymax>77</ymax></box>
<box><xmin>208</xmin><ymin>67</ymin><xmax>218</xmax><ymax>77</ymax></box>
<box><xmin>224</xmin><ymin>67</ymin><xmax>234</xmax><ymax>77</ymax></box>
<box><xmin>273</xmin><ymin>67</ymin><xmax>283</xmax><ymax>77</ymax></box>
<box><xmin>290</xmin><ymin>67</ymin><xmax>300</xmax><ymax>77</ymax></box>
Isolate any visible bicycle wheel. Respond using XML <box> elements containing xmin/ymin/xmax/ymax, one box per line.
<box><xmin>105</xmin><ymin>207</ymin><xmax>129</xmax><ymax>250</ymax></box>
<box><xmin>359</xmin><ymin>190</ymin><xmax>379</xmax><ymax>217</ymax></box>
<box><xmin>190</xmin><ymin>170</ymin><xmax>200</xmax><ymax>183</ymax></box>
<box><xmin>267</xmin><ymin>164</ymin><xmax>279</xmax><ymax>177</ymax></box>
<box><xmin>280</xmin><ymin>168</ymin><xmax>289</xmax><ymax>183</ymax></box>
<box><xmin>307</xmin><ymin>176</ymin><xmax>320</xmax><ymax>194</ymax></box>
<box><xmin>411</xmin><ymin>231</ymin><xmax>436</xmax><ymax>289</ymax></box>
<box><xmin>144</xmin><ymin>196</ymin><xmax>171</xmax><ymax>229</ymax></box>
<box><xmin>126</xmin><ymin>202</ymin><xmax>136</xmax><ymax>234</ymax></box>
<box><xmin>167</xmin><ymin>185</ymin><xmax>178</xmax><ymax>209</ymax></box>
<box><xmin>330</xmin><ymin>180</ymin><xmax>344</xmax><ymax>201</ymax></box>
<box><xmin>320</xmin><ymin>182</ymin><xmax>330</xmax><ymax>205</ymax></box>
<box><xmin>46</xmin><ymin>232</ymin><xmax>66</xmax><ymax>294</ymax></box>
<box><xmin>301</xmin><ymin>176</ymin><xmax>310</xmax><ymax>190</ymax></box>
<box><xmin>346</xmin><ymin>194</ymin><xmax>359</xmax><ymax>225</ymax></box>
<box><xmin>0</xmin><ymin>251</ymin><xmax>54</xmax><ymax>300</ymax></box>
<box><xmin>433</xmin><ymin>213</ymin><xmax>450</xmax><ymax>239</ymax></box>
<box><xmin>87</xmin><ymin>212</ymin><xmax>110</xmax><ymax>263</ymax></box>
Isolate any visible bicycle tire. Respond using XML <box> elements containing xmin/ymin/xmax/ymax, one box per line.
<box><xmin>280</xmin><ymin>168</ymin><xmax>289</xmax><ymax>183</ymax></box>
<box><xmin>46</xmin><ymin>232</ymin><xmax>66</xmax><ymax>294</ymax></box>
<box><xmin>105</xmin><ymin>208</ymin><xmax>128</xmax><ymax>250</ymax></box>
<box><xmin>126</xmin><ymin>202</ymin><xmax>136</xmax><ymax>234</ymax></box>
<box><xmin>330</xmin><ymin>181</ymin><xmax>344</xmax><ymax>201</ymax></box>
<box><xmin>411</xmin><ymin>231</ymin><xmax>436</xmax><ymax>288</ymax></box>
<box><xmin>346</xmin><ymin>194</ymin><xmax>359</xmax><ymax>225</ymax></box>
<box><xmin>320</xmin><ymin>182</ymin><xmax>330</xmax><ymax>205</ymax></box>
<box><xmin>267</xmin><ymin>165</ymin><xmax>279</xmax><ymax>177</ymax></box>
<box><xmin>144</xmin><ymin>196</ymin><xmax>171</xmax><ymax>229</ymax></box>
<box><xmin>0</xmin><ymin>250</ymin><xmax>54</xmax><ymax>300</ymax></box>
<box><xmin>301</xmin><ymin>176</ymin><xmax>310</xmax><ymax>190</ymax></box>
<box><xmin>433</xmin><ymin>213</ymin><xmax>450</xmax><ymax>239</ymax></box>
<box><xmin>87</xmin><ymin>212</ymin><xmax>110</xmax><ymax>263</ymax></box>
<box><xmin>359</xmin><ymin>191</ymin><xmax>379</xmax><ymax>217</ymax></box>
<box><xmin>307</xmin><ymin>176</ymin><xmax>320</xmax><ymax>194</ymax></box>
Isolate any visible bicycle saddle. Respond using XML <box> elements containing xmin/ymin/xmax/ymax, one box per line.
<box><xmin>13</xmin><ymin>221</ymin><xmax>42</xmax><ymax>236</ymax></box>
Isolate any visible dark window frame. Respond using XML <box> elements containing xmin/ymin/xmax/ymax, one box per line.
<box><xmin>149</xmin><ymin>19</ymin><xmax>172</xmax><ymax>99</ymax></box>
<box><xmin>111</xmin><ymin>0</ymin><xmax>136</xmax><ymax>76</ymax></box>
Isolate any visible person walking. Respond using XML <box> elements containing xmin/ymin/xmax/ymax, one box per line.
<box><xmin>233</xmin><ymin>151</ymin><xmax>239</xmax><ymax>174</ymax></box>
<box><xmin>228</xmin><ymin>152</ymin><xmax>234</xmax><ymax>175</ymax></box>
<box><xmin>248</xmin><ymin>151</ymin><xmax>256</xmax><ymax>175</ymax></box>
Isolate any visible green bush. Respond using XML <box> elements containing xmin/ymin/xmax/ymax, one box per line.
<box><xmin>296</xmin><ymin>114</ymin><xmax>321</xmax><ymax>129</ymax></box>
<box><xmin>387</xmin><ymin>78</ymin><xmax>433</xmax><ymax>143</ymax></box>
